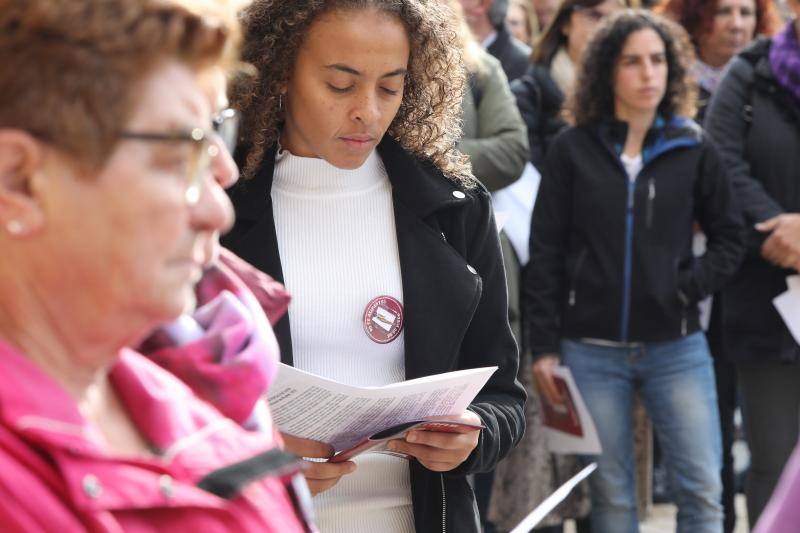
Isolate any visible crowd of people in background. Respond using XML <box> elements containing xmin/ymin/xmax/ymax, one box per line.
<box><xmin>1</xmin><ymin>0</ymin><xmax>799</xmax><ymax>532</ymax></box>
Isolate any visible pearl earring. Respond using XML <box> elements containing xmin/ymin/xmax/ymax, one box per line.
<box><xmin>6</xmin><ymin>220</ymin><xmax>23</xmax><ymax>235</ymax></box>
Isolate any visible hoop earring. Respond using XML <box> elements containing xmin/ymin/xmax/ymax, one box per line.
<box><xmin>279</xmin><ymin>93</ymin><xmax>283</xmax><ymax>111</ymax></box>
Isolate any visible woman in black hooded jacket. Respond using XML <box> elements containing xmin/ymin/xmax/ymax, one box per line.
<box><xmin>526</xmin><ymin>11</ymin><xmax>744</xmax><ymax>532</ymax></box>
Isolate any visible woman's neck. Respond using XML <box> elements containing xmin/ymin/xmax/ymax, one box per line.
<box><xmin>617</xmin><ymin>109</ymin><xmax>656</xmax><ymax>157</ymax></box>
<box><xmin>0</xmin><ymin>298</ymin><xmax>153</xmax><ymax>456</ymax></box>
<box><xmin>0</xmin><ymin>277</ymin><xmax>146</xmax><ymax>402</ymax></box>
<box><xmin>3</xmin><ymin>321</ymin><xmax>119</xmax><ymax>400</ymax></box>
<box><xmin>698</xmin><ymin>48</ymin><xmax>730</xmax><ymax>69</ymax></box>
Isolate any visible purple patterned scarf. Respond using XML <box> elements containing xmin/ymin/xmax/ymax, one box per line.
<box><xmin>769</xmin><ymin>20</ymin><xmax>800</xmax><ymax>108</ymax></box>
<box><xmin>138</xmin><ymin>249</ymin><xmax>290</xmax><ymax>426</ymax></box>
<box><xmin>691</xmin><ymin>60</ymin><xmax>726</xmax><ymax>95</ymax></box>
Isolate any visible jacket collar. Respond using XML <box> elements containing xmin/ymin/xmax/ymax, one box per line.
<box><xmin>375</xmin><ymin>135</ymin><xmax>473</xmax><ymax>217</ymax></box>
<box><xmin>596</xmin><ymin>114</ymin><xmax>702</xmax><ymax>165</ymax></box>
<box><xmin>0</xmin><ymin>338</ymin><xmax>98</xmax><ymax>452</ymax></box>
<box><xmin>0</xmin><ymin>339</ymin><xmax>269</xmax><ymax>513</ymax></box>
<box><xmin>232</xmin><ymin>135</ymin><xmax>472</xmax><ymax>222</ymax></box>
<box><xmin>0</xmin><ymin>338</ymin><xmax>231</xmax><ymax>455</ymax></box>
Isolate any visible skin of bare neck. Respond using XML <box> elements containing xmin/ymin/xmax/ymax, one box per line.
<box><xmin>698</xmin><ymin>47</ymin><xmax>729</xmax><ymax>69</ymax></box>
<box><xmin>617</xmin><ymin>109</ymin><xmax>656</xmax><ymax>157</ymax></box>
<box><xmin>0</xmin><ymin>268</ymin><xmax>155</xmax><ymax>455</ymax></box>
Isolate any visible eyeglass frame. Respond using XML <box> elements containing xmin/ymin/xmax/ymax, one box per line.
<box><xmin>118</xmin><ymin>107</ymin><xmax>239</xmax><ymax>205</ymax></box>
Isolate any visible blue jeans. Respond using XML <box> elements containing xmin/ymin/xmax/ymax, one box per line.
<box><xmin>562</xmin><ymin>332</ymin><xmax>723</xmax><ymax>533</ymax></box>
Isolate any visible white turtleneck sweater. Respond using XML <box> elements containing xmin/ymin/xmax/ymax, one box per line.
<box><xmin>271</xmin><ymin>148</ymin><xmax>415</xmax><ymax>533</ymax></box>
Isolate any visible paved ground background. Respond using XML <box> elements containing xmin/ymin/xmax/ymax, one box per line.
<box><xmin>562</xmin><ymin>495</ymin><xmax>749</xmax><ymax>532</ymax></box>
<box><xmin>640</xmin><ymin>495</ymin><xmax>749</xmax><ymax>533</ymax></box>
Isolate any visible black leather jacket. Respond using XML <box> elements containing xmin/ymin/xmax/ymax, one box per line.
<box><xmin>222</xmin><ymin>137</ymin><xmax>526</xmax><ymax>532</ymax></box>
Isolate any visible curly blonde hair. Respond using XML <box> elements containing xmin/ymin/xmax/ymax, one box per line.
<box><xmin>235</xmin><ymin>0</ymin><xmax>474</xmax><ymax>186</ymax></box>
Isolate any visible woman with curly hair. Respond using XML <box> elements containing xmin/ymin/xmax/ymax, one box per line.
<box><xmin>525</xmin><ymin>10</ymin><xmax>744</xmax><ymax>532</ymax></box>
<box><xmin>221</xmin><ymin>1</ymin><xmax>526</xmax><ymax>532</ymax></box>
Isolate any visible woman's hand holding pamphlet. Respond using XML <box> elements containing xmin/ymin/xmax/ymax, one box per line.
<box><xmin>267</xmin><ymin>364</ymin><xmax>496</xmax><ymax>461</ymax></box>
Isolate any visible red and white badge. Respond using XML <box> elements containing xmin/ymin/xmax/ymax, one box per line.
<box><xmin>363</xmin><ymin>295</ymin><xmax>404</xmax><ymax>344</ymax></box>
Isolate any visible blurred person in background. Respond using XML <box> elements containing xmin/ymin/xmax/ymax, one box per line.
<box><xmin>659</xmin><ymin>0</ymin><xmax>779</xmax><ymax>119</ymax></box>
<box><xmin>490</xmin><ymin>3</ymin><xmax>624</xmax><ymax>531</ymax></box>
<box><xmin>512</xmin><ymin>0</ymin><xmax>626</xmax><ymax>167</ymax></box>
<box><xmin>533</xmin><ymin>0</ymin><xmax>560</xmax><ymax>28</ymax></box>
<box><xmin>656</xmin><ymin>1</ymin><xmax>777</xmax><ymax>530</ymax></box>
<box><xmin>224</xmin><ymin>1</ymin><xmax>526</xmax><ymax>531</ymax></box>
<box><xmin>527</xmin><ymin>10</ymin><xmax>744</xmax><ymax>532</ymax></box>
<box><xmin>704</xmin><ymin>0</ymin><xmax>800</xmax><ymax>527</ymax></box>
<box><xmin>454</xmin><ymin>1</ymin><xmax>530</xmax><ymax>193</ymax></box>
<box><xmin>448</xmin><ymin>2</ymin><xmax>529</xmax><ymax>529</ymax></box>
<box><xmin>507</xmin><ymin>0</ymin><xmax>542</xmax><ymax>46</ymax></box>
<box><xmin>461</xmin><ymin>0</ymin><xmax>533</xmax><ymax>80</ymax></box>
<box><xmin>0</xmin><ymin>0</ymin><xmax>311</xmax><ymax>530</ymax></box>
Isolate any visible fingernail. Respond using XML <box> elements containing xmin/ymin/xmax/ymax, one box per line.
<box><xmin>406</xmin><ymin>432</ymin><xmax>417</xmax><ymax>443</ymax></box>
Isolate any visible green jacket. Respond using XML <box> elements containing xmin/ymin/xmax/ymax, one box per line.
<box><xmin>459</xmin><ymin>53</ymin><xmax>529</xmax><ymax>193</ymax></box>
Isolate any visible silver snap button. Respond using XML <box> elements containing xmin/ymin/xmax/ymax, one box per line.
<box><xmin>159</xmin><ymin>474</ymin><xmax>174</xmax><ymax>499</ymax></box>
<box><xmin>82</xmin><ymin>474</ymin><xmax>102</xmax><ymax>499</ymax></box>
<box><xmin>452</xmin><ymin>191</ymin><xmax>466</xmax><ymax>199</ymax></box>
<box><xmin>467</xmin><ymin>265</ymin><xmax>477</xmax><ymax>275</ymax></box>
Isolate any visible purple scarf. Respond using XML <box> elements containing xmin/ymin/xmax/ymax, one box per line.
<box><xmin>769</xmin><ymin>20</ymin><xmax>800</xmax><ymax>108</ymax></box>
<box><xmin>138</xmin><ymin>249</ymin><xmax>290</xmax><ymax>426</ymax></box>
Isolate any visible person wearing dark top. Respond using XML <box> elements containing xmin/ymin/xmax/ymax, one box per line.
<box><xmin>704</xmin><ymin>4</ymin><xmax>800</xmax><ymax>526</ymax></box>
<box><xmin>656</xmin><ymin>1</ymin><xmax>778</xmax><ymax>529</ymax></box>
<box><xmin>527</xmin><ymin>11</ymin><xmax>744</xmax><ymax>532</ymax></box>
<box><xmin>511</xmin><ymin>0</ymin><xmax>625</xmax><ymax>167</ymax></box>
<box><xmin>461</xmin><ymin>0</ymin><xmax>533</xmax><ymax>81</ymax></box>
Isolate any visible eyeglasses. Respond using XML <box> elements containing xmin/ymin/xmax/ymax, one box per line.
<box><xmin>119</xmin><ymin>108</ymin><xmax>240</xmax><ymax>205</ymax></box>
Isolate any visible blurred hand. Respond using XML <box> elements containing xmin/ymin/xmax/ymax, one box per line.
<box><xmin>532</xmin><ymin>354</ymin><xmax>563</xmax><ymax>405</ymax></box>
<box><xmin>756</xmin><ymin>214</ymin><xmax>800</xmax><ymax>271</ymax></box>
<box><xmin>386</xmin><ymin>411</ymin><xmax>482</xmax><ymax>472</ymax></box>
<box><xmin>281</xmin><ymin>433</ymin><xmax>356</xmax><ymax>495</ymax></box>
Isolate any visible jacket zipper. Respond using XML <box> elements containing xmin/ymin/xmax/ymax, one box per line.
<box><xmin>568</xmin><ymin>248</ymin><xmax>589</xmax><ymax>306</ymax></box>
<box><xmin>646</xmin><ymin>178</ymin><xmax>655</xmax><ymax>229</ymax></box>
<box><xmin>440</xmin><ymin>474</ymin><xmax>447</xmax><ymax>533</ymax></box>
<box><xmin>678</xmin><ymin>289</ymin><xmax>689</xmax><ymax>336</ymax></box>
<box><xmin>620</xmin><ymin>179</ymin><xmax>636</xmax><ymax>341</ymax></box>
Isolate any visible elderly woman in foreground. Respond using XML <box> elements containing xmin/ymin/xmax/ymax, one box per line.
<box><xmin>0</xmin><ymin>0</ymin><xmax>310</xmax><ymax>530</ymax></box>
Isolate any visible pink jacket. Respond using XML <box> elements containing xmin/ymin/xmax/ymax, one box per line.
<box><xmin>754</xmin><ymin>441</ymin><xmax>800</xmax><ymax>533</ymax></box>
<box><xmin>0</xmin><ymin>340</ymin><xmax>309</xmax><ymax>532</ymax></box>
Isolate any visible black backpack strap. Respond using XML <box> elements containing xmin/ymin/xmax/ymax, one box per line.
<box><xmin>738</xmin><ymin>37</ymin><xmax>772</xmax><ymax>126</ymax></box>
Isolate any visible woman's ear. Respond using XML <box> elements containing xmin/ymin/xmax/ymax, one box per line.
<box><xmin>0</xmin><ymin>130</ymin><xmax>46</xmax><ymax>237</ymax></box>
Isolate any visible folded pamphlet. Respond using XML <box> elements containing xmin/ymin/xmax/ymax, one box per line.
<box><xmin>267</xmin><ymin>364</ymin><xmax>496</xmax><ymax>461</ymax></box>
<box><xmin>539</xmin><ymin>366</ymin><xmax>602</xmax><ymax>455</ymax></box>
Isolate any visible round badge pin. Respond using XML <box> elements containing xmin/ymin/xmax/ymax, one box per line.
<box><xmin>363</xmin><ymin>295</ymin><xmax>404</xmax><ymax>344</ymax></box>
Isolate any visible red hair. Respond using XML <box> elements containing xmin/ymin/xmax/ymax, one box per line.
<box><xmin>658</xmin><ymin>0</ymin><xmax>780</xmax><ymax>48</ymax></box>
